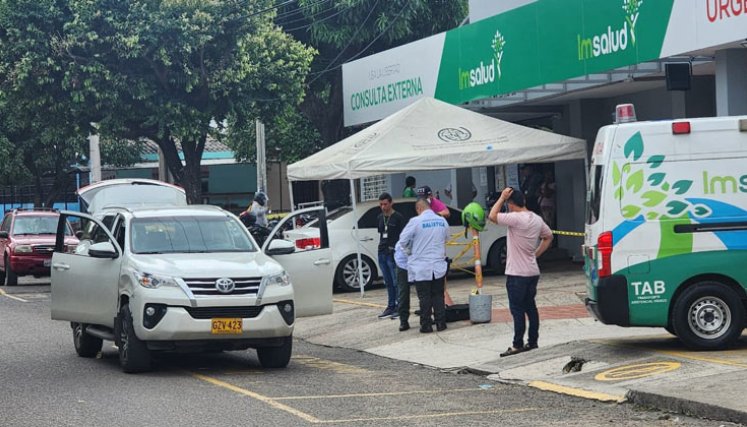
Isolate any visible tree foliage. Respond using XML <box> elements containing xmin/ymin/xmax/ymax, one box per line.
<box><xmin>0</xmin><ymin>0</ymin><xmax>315</xmax><ymax>204</ymax></box>
<box><xmin>279</xmin><ymin>0</ymin><xmax>468</xmax><ymax>145</ymax></box>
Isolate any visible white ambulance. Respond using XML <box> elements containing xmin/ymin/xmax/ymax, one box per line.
<box><xmin>584</xmin><ymin>105</ymin><xmax>747</xmax><ymax>350</ymax></box>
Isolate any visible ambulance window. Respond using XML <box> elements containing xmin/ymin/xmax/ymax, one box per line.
<box><xmin>587</xmin><ymin>165</ymin><xmax>603</xmax><ymax>224</ymax></box>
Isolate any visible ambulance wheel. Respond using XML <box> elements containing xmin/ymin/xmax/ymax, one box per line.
<box><xmin>672</xmin><ymin>282</ymin><xmax>745</xmax><ymax>350</ymax></box>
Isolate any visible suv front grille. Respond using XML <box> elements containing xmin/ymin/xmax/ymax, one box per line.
<box><xmin>33</xmin><ymin>245</ymin><xmax>55</xmax><ymax>254</ymax></box>
<box><xmin>183</xmin><ymin>277</ymin><xmax>261</xmax><ymax>296</ymax></box>
<box><xmin>183</xmin><ymin>306</ymin><xmax>264</xmax><ymax>319</ymax></box>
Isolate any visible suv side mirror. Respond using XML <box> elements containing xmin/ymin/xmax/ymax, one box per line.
<box><xmin>88</xmin><ymin>241</ymin><xmax>119</xmax><ymax>259</ymax></box>
<box><xmin>0</xmin><ymin>231</ymin><xmax>8</xmax><ymax>239</ymax></box>
<box><xmin>266</xmin><ymin>239</ymin><xmax>296</xmax><ymax>256</ymax></box>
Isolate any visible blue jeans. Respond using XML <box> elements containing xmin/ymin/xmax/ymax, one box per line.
<box><xmin>506</xmin><ymin>275</ymin><xmax>540</xmax><ymax>349</ymax></box>
<box><xmin>378</xmin><ymin>251</ymin><xmax>398</xmax><ymax>310</ymax></box>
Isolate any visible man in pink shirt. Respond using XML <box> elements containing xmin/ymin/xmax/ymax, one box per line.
<box><xmin>488</xmin><ymin>187</ymin><xmax>553</xmax><ymax>357</ymax></box>
<box><xmin>416</xmin><ymin>186</ymin><xmax>450</xmax><ymax>218</ymax></box>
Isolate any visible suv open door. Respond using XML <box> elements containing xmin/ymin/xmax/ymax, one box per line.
<box><xmin>263</xmin><ymin>208</ymin><xmax>333</xmax><ymax>317</ymax></box>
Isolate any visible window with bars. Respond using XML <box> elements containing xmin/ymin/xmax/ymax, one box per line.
<box><xmin>361</xmin><ymin>175</ymin><xmax>388</xmax><ymax>202</ymax></box>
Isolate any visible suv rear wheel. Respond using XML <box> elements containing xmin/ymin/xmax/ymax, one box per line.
<box><xmin>116</xmin><ymin>304</ymin><xmax>152</xmax><ymax>373</ymax></box>
<box><xmin>257</xmin><ymin>335</ymin><xmax>292</xmax><ymax>368</ymax></box>
<box><xmin>4</xmin><ymin>256</ymin><xmax>17</xmax><ymax>286</ymax></box>
<box><xmin>72</xmin><ymin>323</ymin><xmax>103</xmax><ymax>358</ymax></box>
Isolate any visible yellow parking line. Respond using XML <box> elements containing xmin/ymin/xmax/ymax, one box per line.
<box><xmin>333</xmin><ymin>298</ymin><xmax>386</xmax><ymax>309</ymax></box>
<box><xmin>0</xmin><ymin>288</ymin><xmax>28</xmax><ymax>303</ymax></box>
<box><xmin>274</xmin><ymin>387</ymin><xmax>484</xmax><ymax>401</ymax></box>
<box><xmin>656</xmin><ymin>350</ymin><xmax>747</xmax><ymax>369</ymax></box>
<box><xmin>528</xmin><ymin>381</ymin><xmax>626</xmax><ymax>403</ymax></box>
<box><xmin>191</xmin><ymin>372</ymin><xmax>322</xmax><ymax>423</ymax></box>
<box><xmin>319</xmin><ymin>408</ymin><xmax>538</xmax><ymax>424</ymax></box>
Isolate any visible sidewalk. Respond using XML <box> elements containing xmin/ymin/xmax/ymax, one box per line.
<box><xmin>295</xmin><ymin>262</ymin><xmax>747</xmax><ymax>425</ymax></box>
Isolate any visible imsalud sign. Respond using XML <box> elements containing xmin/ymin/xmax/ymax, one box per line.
<box><xmin>342</xmin><ymin>0</ymin><xmax>747</xmax><ymax>127</ymax></box>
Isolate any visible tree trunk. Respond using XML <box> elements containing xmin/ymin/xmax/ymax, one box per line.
<box><xmin>300</xmin><ymin>71</ymin><xmax>346</xmax><ymax>146</ymax></box>
<box><xmin>157</xmin><ymin>133</ymin><xmax>207</xmax><ymax>205</ymax></box>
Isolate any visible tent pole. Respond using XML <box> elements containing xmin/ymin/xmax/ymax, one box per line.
<box><xmin>350</xmin><ymin>178</ymin><xmax>365</xmax><ymax>298</ymax></box>
<box><xmin>288</xmin><ymin>181</ymin><xmax>295</xmax><ymax>213</ymax></box>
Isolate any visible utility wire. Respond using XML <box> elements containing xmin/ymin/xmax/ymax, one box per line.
<box><xmin>306</xmin><ymin>1</ymin><xmax>410</xmax><ymax>85</ymax></box>
<box><xmin>274</xmin><ymin>0</ymin><xmax>333</xmax><ymax>24</ymax></box>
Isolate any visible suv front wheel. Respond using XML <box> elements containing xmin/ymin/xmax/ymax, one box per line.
<box><xmin>116</xmin><ymin>303</ymin><xmax>152</xmax><ymax>373</ymax></box>
<box><xmin>4</xmin><ymin>256</ymin><xmax>17</xmax><ymax>286</ymax></box>
<box><xmin>256</xmin><ymin>335</ymin><xmax>292</xmax><ymax>368</ymax></box>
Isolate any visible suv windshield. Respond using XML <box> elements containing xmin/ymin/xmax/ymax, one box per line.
<box><xmin>13</xmin><ymin>216</ymin><xmax>72</xmax><ymax>236</ymax></box>
<box><xmin>131</xmin><ymin>216</ymin><xmax>255</xmax><ymax>254</ymax></box>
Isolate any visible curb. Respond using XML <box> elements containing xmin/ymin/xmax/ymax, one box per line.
<box><xmin>627</xmin><ymin>389</ymin><xmax>747</xmax><ymax>425</ymax></box>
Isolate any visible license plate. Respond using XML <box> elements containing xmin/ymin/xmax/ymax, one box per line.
<box><xmin>43</xmin><ymin>259</ymin><xmax>51</xmax><ymax>267</ymax></box>
<box><xmin>211</xmin><ymin>318</ymin><xmax>243</xmax><ymax>335</ymax></box>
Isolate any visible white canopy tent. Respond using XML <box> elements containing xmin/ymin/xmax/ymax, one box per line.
<box><xmin>288</xmin><ymin>97</ymin><xmax>586</xmax><ymax>181</ymax></box>
<box><xmin>286</xmin><ymin>97</ymin><xmax>587</xmax><ymax>296</ymax></box>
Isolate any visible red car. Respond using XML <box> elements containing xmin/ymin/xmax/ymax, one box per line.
<box><xmin>0</xmin><ymin>209</ymin><xmax>79</xmax><ymax>286</ymax></box>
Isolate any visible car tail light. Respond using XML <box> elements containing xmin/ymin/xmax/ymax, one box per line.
<box><xmin>295</xmin><ymin>237</ymin><xmax>320</xmax><ymax>250</ymax></box>
<box><xmin>597</xmin><ymin>231</ymin><xmax>613</xmax><ymax>278</ymax></box>
<box><xmin>672</xmin><ymin>121</ymin><xmax>691</xmax><ymax>135</ymax></box>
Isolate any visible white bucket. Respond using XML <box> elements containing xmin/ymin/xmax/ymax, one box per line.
<box><xmin>469</xmin><ymin>294</ymin><xmax>493</xmax><ymax>323</ymax></box>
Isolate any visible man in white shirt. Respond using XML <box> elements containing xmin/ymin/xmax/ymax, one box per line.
<box><xmin>397</xmin><ymin>199</ymin><xmax>449</xmax><ymax>333</ymax></box>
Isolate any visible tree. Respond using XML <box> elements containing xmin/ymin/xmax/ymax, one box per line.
<box><xmin>279</xmin><ymin>0</ymin><xmax>468</xmax><ymax>145</ymax></box>
<box><xmin>57</xmin><ymin>0</ymin><xmax>315</xmax><ymax>203</ymax></box>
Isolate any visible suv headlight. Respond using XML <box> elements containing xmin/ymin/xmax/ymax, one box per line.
<box><xmin>134</xmin><ymin>271</ymin><xmax>178</xmax><ymax>289</ymax></box>
<box><xmin>262</xmin><ymin>271</ymin><xmax>290</xmax><ymax>287</ymax></box>
<box><xmin>14</xmin><ymin>245</ymin><xmax>32</xmax><ymax>254</ymax></box>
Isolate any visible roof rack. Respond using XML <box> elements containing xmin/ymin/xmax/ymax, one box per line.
<box><xmin>12</xmin><ymin>207</ymin><xmax>59</xmax><ymax>213</ymax></box>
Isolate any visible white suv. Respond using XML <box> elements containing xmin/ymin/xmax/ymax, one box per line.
<box><xmin>51</xmin><ymin>180</ymin><xmax>333</xmax><ymax>373</ymax></box>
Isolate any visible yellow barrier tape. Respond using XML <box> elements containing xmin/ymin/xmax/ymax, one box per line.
<box><xmin>552</xmin><ymin>230</ymin><xmax>585</xmax><ymax>237</ymax></box>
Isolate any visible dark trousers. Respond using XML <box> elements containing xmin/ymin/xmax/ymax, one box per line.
<box><xmin>414</xmin><ymin>274</ymin><xmax>446</xmax><ymax>327</ymax></box>
<box><xmin>506</xmin><ymin>275</ymin><xmax>540</xmax><ymax>348</ymax></box>
<box><xmin>378</xmin><ymin>252</ymin><xmax>397</xmax><ymax>310</ymax></box>
<box><xmin>396</xmin><ymin>267</ymin><xmax>411</xmax><ymax>322</ymax></box>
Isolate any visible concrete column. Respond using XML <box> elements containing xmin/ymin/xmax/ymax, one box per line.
<box><xmin>157</xmin><ymin>146</ymin><xmax>171</xmax><ymax>183</ymax></box>
<box><xmin>716</xmin><ymin>49</ymin><xmax>747</xmax><ymax>116</ymax></box>
<box><xmin>88</xmin><ymin>134</ymin><xmax>102</xmax><ymax>183</ymax></box>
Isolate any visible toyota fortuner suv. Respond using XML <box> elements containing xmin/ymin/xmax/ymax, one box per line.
<box><xmin>0</xmin><ymin>209</ymin><xmax>79</xmax><ymax>286</ymax></box>
<box><xmin>51</xmin><ymin>179</ymin><xmax>333</xmax><ymax>373</ymax></box>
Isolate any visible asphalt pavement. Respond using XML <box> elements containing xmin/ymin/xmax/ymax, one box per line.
<box><xmin>293</xmin><ymin>263</ymin><xmax>747</xmax><ymax>425</ymax></box>
<box><xmin>0</xmin><ymin>277</ymin><xmax>727</xmax><ymax>426</ymax></box>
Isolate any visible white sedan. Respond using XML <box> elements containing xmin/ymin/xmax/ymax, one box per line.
<box><xmin>284</xmin><ymin>199</ymin><xmax>507</xmax><ymax>292</ymax></box>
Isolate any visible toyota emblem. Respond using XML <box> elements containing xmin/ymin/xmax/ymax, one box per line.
<box><xmin>215</xmin><ymin>278</ymin><xmax>235</xmax><ymax>294</ymax></box>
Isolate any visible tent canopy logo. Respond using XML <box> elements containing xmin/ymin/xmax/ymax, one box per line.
<box><xmin>458</xmin><ymin>29</ymin><xmax>505</xmax><ymax>91</ymax></box>
<box><xmin>437</xmin><ymin>127</ymin><xmax>472</xmax><ymax>142</ymax></box>
<box><xmin>577</xmin><ymin>0</ymin><xmax>643</xmax><ymax>61</ymax></box>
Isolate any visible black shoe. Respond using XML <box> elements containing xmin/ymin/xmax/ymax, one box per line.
<box><xmin>419</xmin><ymin>325</ymin><xmax>433</xmax><ymax>333</ymax></box>
<box><xmin>436</xmin><ymin>323</ymin><xmax>447</xmax><ymax>332</ymax></box>
<box><xmin>414</xmin><ymin>309</ymin><xmax>421</xmax><ymax>316</ymax></box>
<box><xmin>524</xmin><ymin>343</ymin><xmax>538</xmax><ymax>350</ymax></box>
<box><xmin>399</xmin><ymin>322</ymin><xmax>410</xmax><ymax>332</ymax></box>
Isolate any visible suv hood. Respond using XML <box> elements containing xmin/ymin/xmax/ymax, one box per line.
<box><xmin>130</xmin><ymin>252</ymin><xmax>283</xmax><ymax>278</ymax></box>
<box><xmin>78</xmin><ymin>179</ymin><xmax>187</xmax><ymax>214</ymax></box>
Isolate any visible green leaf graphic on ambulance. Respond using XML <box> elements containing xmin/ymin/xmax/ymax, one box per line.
<box><xmin>646</xmin><ymin>212</ymin><xmax>659</xmax><ymax>220</ymax></box>
<box><xmin>625</xmin><ymin>169</ymin><xmax>644</xmax><ymax>193</ymax></box>
<box><xmin>647</xmin><ymin>155</ymin><xmax>665</xmax><ymax>168</ymax></box>
<box><xmin>641</xmin><ymin>190</ymin><xmax>666</xmax><ymax>207</ymax></box>
<box><xmin>691</xmin><ymin>204</ymin><xmax>712</xmax><ymax>218</ymax></box>
<box><xmin>672</xmin><ymin>180</ymin><xmax>693</xmax><ymax>195</ymax></box>
<box><xmin>666</xmin><ymin>201</ymin><xmax>688</xmax><ymax>216</ymax></box>
<box><xmin>612</xmin><ymin>162</ymin><xmax>621</xmax><ymax>186</ymax></box>
<box><xmin>621</xmin><ymin>205</ymin><xmax>642</xmax><ymax>219</ymax></box>
<box><xmin>623</xmin><ymin>132</ymin><xmax>643</xmax><ymax>161</ymax></box>
<box><xmin>647</xmin><ymin>172</ymin><xmax>665</xmax><ymax>186</ymax></box>
<box><xmin>614</xmin><ymin>187</ymin><xmax>623</xmax><ymax>201</ymax></box>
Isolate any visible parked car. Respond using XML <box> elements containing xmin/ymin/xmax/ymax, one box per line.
<box><xmin>284</xmin><ymin>199</ymin><xmax>508</xmax><ymax>292</ymax></box>
<box><xmin>0</xmin><ymin>209</ymin><xmax>79</xmax><ymax>286</ymax></box>
<box><xmin>51</xmin><ymin>180</ymin><xmax>333</xmax><ymax>373</ymax></box>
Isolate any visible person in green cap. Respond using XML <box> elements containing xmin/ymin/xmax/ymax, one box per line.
<box><xmin>402</xmin><ymin>176</ymin><xmax>417</xmax><ymax>198</ymax></box>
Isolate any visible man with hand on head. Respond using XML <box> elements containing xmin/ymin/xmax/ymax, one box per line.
<box><xmin>488</xmin><ymin>187</ymin><xmax>553</xmax><ymax>357</ymax></box>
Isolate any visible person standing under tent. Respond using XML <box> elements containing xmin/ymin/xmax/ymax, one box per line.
<box><xmin>376</xmin><ymin>193</ymin><xmax>406</xmax><ymax>319</ymax></box>
<box><xmin>403</xmin><ymin>176</ymin><xmax>417</xmax><ymax>198</ymax></box>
